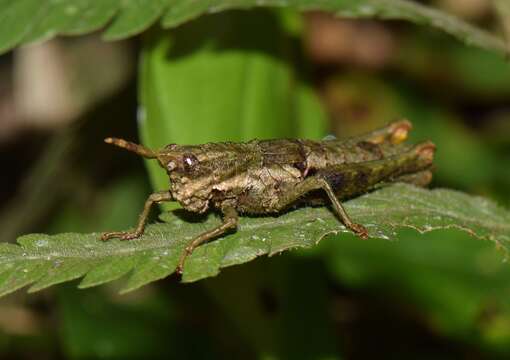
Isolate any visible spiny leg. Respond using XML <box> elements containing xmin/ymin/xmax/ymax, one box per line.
<box><xmin>277</xmin><ymin>177</ymin><xmax>368</xmax><ymax>239</ymax></box>
<box><xmin>176</xmin><ymin>206</ymin><xmax>238</xmax><ymax>274</ymax></box>
<box><xmin>101</xmin><ymin>191</ymin><xmax>173</xmax><ymax>241</ymax></box>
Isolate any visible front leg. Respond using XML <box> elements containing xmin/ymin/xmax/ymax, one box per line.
<box><xmin>176</xmin><ymin>206</ymin><xmax>238</xmax><ymax>274</ymax></box>
<box><xmin>277</xmin><ymin>177</ymin><xmax>369</xmax><ymax>239</ymax></box>
<box><xmin>101</xmin><ymin>191</ymin><xmax>173</xmax><ymax>241</ymax></box>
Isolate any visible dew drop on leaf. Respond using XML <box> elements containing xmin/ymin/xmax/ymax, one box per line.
<box><xmin>35</xmin><ymin>239</ymin><xmax>48</xmax><ymax>247</ymax></box>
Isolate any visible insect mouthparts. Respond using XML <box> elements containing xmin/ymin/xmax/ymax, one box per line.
<box><xmin>167</xmin><ymin>161</ymin><xmax>177</xmax><ymax>171</ymax></box>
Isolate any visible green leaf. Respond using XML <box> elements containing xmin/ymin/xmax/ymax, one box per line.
<box><xmin>1</xmin><ymin>184</ymin><xmax>509</xmax><ymax>298</ymax></box>
<box><xmin>204</xmin><ymin>257</ymin><xmax>342</xmax><ymax>359</ymax></box>
<box><xmin>323</xmin><ymin>228</ymin><xmax>510</xmax><ymax>344</ymax></box>
<box><xmin>0</xmin><ymin>0</ymin><xmax>506</xmax><ymax>55</ymax></box>
<box><xmin>103</xmin><ymin>0</ymin><xmax>168</xmax><ymax>41</ymax></box>
<box><xmin>58</xmin><ymin>286</ymin><xmax>177</xmax><ymax>358</ymax></box>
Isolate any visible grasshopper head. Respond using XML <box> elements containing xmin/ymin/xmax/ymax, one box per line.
<box><xmin>156</xmin><ymin>144</ymin><xmax>210</xmax><ymax>213</ymax></box>
<box><xmin>156</xmin><ymin>143</ymin><xmax>246</xmax><ymax>213</ymax></box>
<box><xmin>156</xmin><ymin>142</ymin><xmax>247</xmax><ymax>180</ymax></box>
<box><xmin>157</xmin><ymin>144</ymin><xmax>204</xmax><ymax>177</ymax></box>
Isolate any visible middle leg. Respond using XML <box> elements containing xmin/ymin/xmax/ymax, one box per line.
<box><xmin>176</xmin><ymin>205</ymin><xmax>238</xmax><ymax>274</ymax></box>
<box><xmin>275</xmin><ymin>177</ymin><xmax>368</xmax><ymax>239</ymax></box>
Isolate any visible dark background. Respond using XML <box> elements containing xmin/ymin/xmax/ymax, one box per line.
<box><xmin>0</xmin><ymin>1</ymin><xmax>510</xmax><ymax>359</ymax></box>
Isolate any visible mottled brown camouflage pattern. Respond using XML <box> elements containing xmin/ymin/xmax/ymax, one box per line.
<box><xmin>153</xmin><ymin>121</ymin><xmax>434</xmax><ymax>214</ymax></box>
<box><xmin>102</xmin><ymin>120</ymin><xmax>435</xmax><ymax>273</ymax></box>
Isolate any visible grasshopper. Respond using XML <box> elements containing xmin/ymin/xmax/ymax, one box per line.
<box><xmin>102</xmin><ymin>120</ymin><xmax>435</xmax><ymax>273</ymax></box>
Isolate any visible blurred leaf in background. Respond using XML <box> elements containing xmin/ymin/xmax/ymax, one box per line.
<box><xmin>0</xmin><ymin>0</ymin><xmax>510</xmax><ymax>359</ymax></box>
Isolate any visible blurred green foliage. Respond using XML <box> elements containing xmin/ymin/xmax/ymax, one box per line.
<box><xmin>1</xmin><ymin>2</ymin><xmax>510</xmax><ymax>360</ymax></box>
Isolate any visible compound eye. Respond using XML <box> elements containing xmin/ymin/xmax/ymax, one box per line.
<box><xmin>182</xmin><ymin>154</ymin><xmax>199</xmax><ymax>170</ymax></box>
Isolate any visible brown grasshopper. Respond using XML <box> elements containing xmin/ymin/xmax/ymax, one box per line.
<box><xmin>102</xmin><ymin>120</ymin><xmax>435</xmax><ymax>273</ymax></box>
